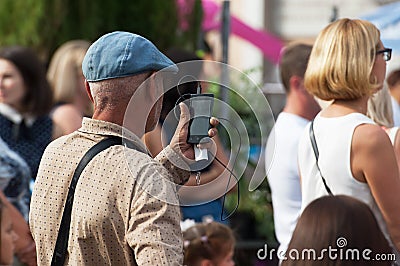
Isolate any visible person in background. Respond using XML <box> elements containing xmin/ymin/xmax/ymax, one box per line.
<box><xmin>0</xmin><ymin>46</ymin><xmax>62</xmax><ymax>181</ymax></box>
<box><xmin>0</xmin><ymin>197</ymin><xmax>19</xmax><ymax>266</ymax></box>
<box><xmin>0</xmin><ymin>47</ymin><xmax>41</xmax><ymax>264</ymax></box>
<box><xmin>298</xmin><ymin>18</ymin><xmax>400</xmax><ymax>258</ymax></box>
<box><xmin>387</xmin><ymin>69</ymin><xmax>400</xmax><ymax>127</ymax></box>
<box><xmin>183</xmin><ymin>221</ymin><xmax>236</xmax><ymax>266</ymax></box>
<box><xmin>0</xmin><ymin>191</ymin><xmax>36</xmax><ymax>266</ymax></box>
<box><xmin>282</xmin><ymin>195</ymin><xmax>392</xmax><ymax>266</ymax></box>
<box><xmin>143</xmin><ymin>47</ymin><xmax>233</xmax><ymax>224</ymax></box>
<box><xmin>30</xmin><ymin>31</ymin><xmax>219</xmax><ymax>265</ymax></box>
<box><xmin>0</xmin><ymin>135</ymin><xmax>31</xmax><ymax>220</ymax></box>
<box><xmin>47</xmin><ymin>40</ymin><xmax>93</xmax><ymax>135</ymax></box>
<box><xmin>264</xmin><ymin>43</ymin><xmax>320</xmax><ymax>256</ymax></box>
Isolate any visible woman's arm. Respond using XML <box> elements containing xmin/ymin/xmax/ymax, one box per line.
<box><xmin>0</xmin><ymin>191</ymin><xmax>37</xmax><ymax>265</ymax></box>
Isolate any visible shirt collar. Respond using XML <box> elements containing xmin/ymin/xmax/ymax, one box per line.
<box><xmin>0</xmin><ymin>103</ymin><xmax>35</xmax><ymax>126</ymax></box>
<box><xmin>78</xmin><ymin>117</ymin><xmax>149</xmax><ymax>154</ymax></box>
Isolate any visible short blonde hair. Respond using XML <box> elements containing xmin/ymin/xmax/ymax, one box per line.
<box><xmin>305</xmin><ymin>18</ymin><xmax>381</xmax><ymax>101</ymax></box>
<box><xmin>47</xmin><ymin>40</ymin><xmax>91</xmax><ymax>104</ymax></box>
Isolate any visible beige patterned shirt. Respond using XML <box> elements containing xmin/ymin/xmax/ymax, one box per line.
<box><xmin>30</xmin><ymin>118</ymin><xmax>190</xmax><ymax>265</ymax></box>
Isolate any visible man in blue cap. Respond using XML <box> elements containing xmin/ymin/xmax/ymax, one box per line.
<box><xmin>29</xmin><ymin>31</ymin><xmax>219</xmax><ymax>265</ymax></box>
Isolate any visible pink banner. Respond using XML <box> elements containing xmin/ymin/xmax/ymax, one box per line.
<box><xmin>201</xmin><ymin>0</ymin><xmax>283</xmax><ymax>64</ymax></box>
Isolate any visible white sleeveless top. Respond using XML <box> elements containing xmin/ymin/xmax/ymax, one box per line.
<box><xmin>265</xmin><ymin>112</ymin><xmax>309</xmax><ymax>254</ymax></box>
<box><xmin>387</xmin><ymin>126</ymin><xmax>399</xmax><ymax>145</ymax></box>
<box><xmin>298</xmin><ymin>112</ymin><xmax>389</xmax><ymax>240</ymax></box>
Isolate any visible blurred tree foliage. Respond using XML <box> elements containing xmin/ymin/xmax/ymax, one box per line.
<box><xmin>0</xmin><ymin>0</ymin><xmax>202</xmax><ymax>63</ymax></box>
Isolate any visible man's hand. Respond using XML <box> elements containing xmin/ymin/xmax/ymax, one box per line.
<box><xmin>170</xmin><ymin>103</ymin><xmax>218</xmax><ymax>161</ymax></box>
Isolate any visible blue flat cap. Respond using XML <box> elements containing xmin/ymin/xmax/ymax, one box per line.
<box><xmin>82</xmin><ymin>31</ymin><xmax>178</xmax><ymax>82</ymax></box>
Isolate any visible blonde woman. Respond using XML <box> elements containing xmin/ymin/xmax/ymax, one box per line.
<box><xmin>297</xmin><ymin>18</ymin><xmax>400</xmax><ymax>257</ymax></box>
<box><xmin>47</xmin><ymin>40</ymin><xmax>92</xmax><ymax>135</ymax></box>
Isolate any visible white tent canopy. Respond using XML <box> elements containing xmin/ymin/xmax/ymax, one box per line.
<box><xmin>362</xmin><ymin>1</ymin><xmax>400</xmax><ymax>38</ymax></box>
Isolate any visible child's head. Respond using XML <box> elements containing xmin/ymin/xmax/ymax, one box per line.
<box><xmin>0</xmin><ymin>198</ymin><xmax>18</xmax><ymax>265</ymax></box>
<box><xmin>183</xmin><ymin>221</ymin><xmax>235</xmax><ymax>266</ymax></box>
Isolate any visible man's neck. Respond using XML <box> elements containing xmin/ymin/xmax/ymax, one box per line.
<box><xmin>283</xmin><ymin>95</ymin><xmax>320</xmax><ymax>121</ymax></box>
<box><xmin>92</xmin><ymin>110</ymin><xmax>145</xmax><ymax>138</ymax></box>
<box><xmin>92</xmin><ymin>113</ymin><xmax>123</xmax><ymax>126</ymax></box>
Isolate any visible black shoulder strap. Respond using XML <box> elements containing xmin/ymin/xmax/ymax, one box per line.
<box><xmin>309</xmin><ymin>120</ymin><xmax>333</xmax><ymax>196</ymax></box>
<box><xmin>51</xmin><ymin>136</ymin><xmax>141</xmax><ymax>265</ymax></box>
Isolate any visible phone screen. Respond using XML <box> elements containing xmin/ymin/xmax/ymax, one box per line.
<box><xmin>188</xmin><ymin>94</ymin><xmax>213</xmax><ymax>143</ymax></box>
<box><xmin>190</xmin><ymin>117</ymin><xmax>210</xmax><ymax>135</ymax></box>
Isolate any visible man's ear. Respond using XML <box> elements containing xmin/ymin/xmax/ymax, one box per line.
<box><xmin>289</xmin><ymin>75</ymin><xmax>305</xmax><ymax>93</ymax></box>
<box><xmin>85</xmin><ymin>80</ymin><xmax>94</xmax><ymax>103</ymax></box>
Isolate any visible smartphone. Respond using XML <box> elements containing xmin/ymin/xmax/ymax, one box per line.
<box><xmin>187</xmin><ymin>93</ymin><xmax>214</xmax><ymax>144</ymax></box>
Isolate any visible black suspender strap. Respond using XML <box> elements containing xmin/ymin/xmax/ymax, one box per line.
<box><xmin>51</xmin><ymin>136</ymin><xmax>141</xmax><ymax>265</ymax></box>
<box><xmin>309</xmin><ymin>120</ymin><xmax>333</xmax><ymax>196</ymax></box>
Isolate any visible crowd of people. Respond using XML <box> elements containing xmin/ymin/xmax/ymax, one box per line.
<box><xmin>1</xmin><ymin>16</ymin><xmax>400</xmax><ymax>266</ymax></box>
<box><xmin>267</xmin><ymin>18</ymin><xmax>400</xmax><ymax>265</ymax></box>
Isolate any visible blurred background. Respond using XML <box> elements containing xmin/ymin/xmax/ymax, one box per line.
<box><xmin>2</xmin><ymin>0</ymin><xmax>398</xmax><ymax>117</ymax></box>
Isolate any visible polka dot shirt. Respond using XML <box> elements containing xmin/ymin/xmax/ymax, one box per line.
<box><xmin>29</xmin><ymin>118</ymin><xmax>190</xmax><ymax>265</ymax></box>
